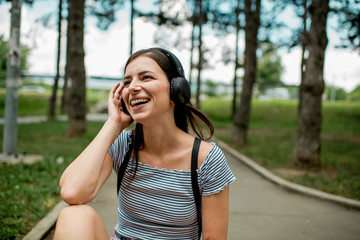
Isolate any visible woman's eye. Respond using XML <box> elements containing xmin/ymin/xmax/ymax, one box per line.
<box><xmin>143</xmin><ymin>75</ymin><xmax>152</xmax><ymax>80</ymax></box>
<box><xmin>123</xmin><ymin>80</ymin><xmax>131</xmax><ymax>87</ymax></box>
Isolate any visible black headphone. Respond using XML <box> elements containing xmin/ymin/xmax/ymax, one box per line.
<box><xmin>154</xmin><ymin>48</ymin><xmax>191</xmax><ymax>105</ymax></box>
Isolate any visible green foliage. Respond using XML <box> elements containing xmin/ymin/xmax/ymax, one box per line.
<box><xmin>330</xmin><ymin>0</ymin><xmax>360</xmax><ymax>51</ymax></box>
<box><xmin>348</xmin><ymin>85</ymin><xmax>360</xmax><ymax>101</ymax></box>
<box><xmin>203</xmin><ymin>79</ymin><xmax>218</xmax><ymax>97</ymax></box>
<box><xmin>0</xmin><ymin>34</ymin><xmax>31</xmax><ymax>88</ymax></box>
<box><xmin>256</xmin><ymin>42</ymin><xmax>284</xmax><ymax>92</ymax></box>
<box><xmin>89</xmin><ymin>0</ymin><xmax>125</xmax><ymax>31</ymax></box>
<box><xmin>324</xmin><ymin>85</ymin><xmax>347</xmax><ymax>101</ymax></box>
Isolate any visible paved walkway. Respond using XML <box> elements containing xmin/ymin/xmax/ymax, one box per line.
<box><xmin>89</xmin><ymin>149</ymin><xmax>360</xmax><ymax>240</ymax></box>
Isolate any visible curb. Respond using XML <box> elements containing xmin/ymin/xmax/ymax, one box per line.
<box><xmin>215</xmin><ymin>138</ymin><xmax>360</xmax><ymax>210</ymax></box>
<box><xmin>23</xmin><ymin>201</ymin><xmax>67</xmax><ymax>240</ymax></box>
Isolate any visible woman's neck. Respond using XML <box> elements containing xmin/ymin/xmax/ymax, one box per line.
<box><xmin>141</xmin><ymin>120</ymin><xmax>186</xmax><ymax>156</ymax></box>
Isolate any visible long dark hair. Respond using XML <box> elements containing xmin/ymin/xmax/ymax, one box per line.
<box><xmin>124</xmin><ymin>48</ymin><xmax>214</xmax><ymax>178</ymax></box>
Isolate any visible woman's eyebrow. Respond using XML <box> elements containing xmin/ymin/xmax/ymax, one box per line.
<box><xmin>123</xmin><ymin>70</ymin><xmax>157</xmax><ymax>81</ymax></box>
<box><xmin>138</xmin><ymin>70</ymin><xmax>156</xmax><ymax>76</ymax></box>
<box><xmin>123</xmin><ymin>75</ymin><xmax>131</xmax><ymax>81</ymax></box>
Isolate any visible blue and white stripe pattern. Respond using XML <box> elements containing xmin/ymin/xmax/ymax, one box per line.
<box><xmin>109</xmin><ymin>130</ymin><xmax>236</xmax><ymax>240</ymax></box>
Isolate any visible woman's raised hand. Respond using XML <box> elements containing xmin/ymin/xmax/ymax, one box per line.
<box><xmin>108</xmin><ymin>82</ymin><xmax>133</xmax><ymax>125</ymax></box>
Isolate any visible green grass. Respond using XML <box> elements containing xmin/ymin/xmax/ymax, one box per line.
<box><xmin>0</xmin><ymin>121</ymin><xmax>104</xmax><ymax>239</ymax></box>
<box><xmin>0</xmin><ymin>88</ymin><xmax>107</xmax><ymax>239</ymax></box>
<box><xmin>203</xmin><ymin>98</ymin><xmax>360</xmax><ymax>134</ymax></box>
<box><xmin>322</xmin><ymin>101</ymin><xmax>360</xmax><ymax>133</ymax></box>
<box><xmin>0</xmin><ymin>89</ymin><xmax>50</xmax><ymax>117</ymax></box>
<box><xmin>203</xmin><ymin>97</ymin><xmax>360</xmax><ymax>200</ymax></box>
<box><xmin>0</xmin><ymin>159</ymin><xmax>63</xmax><ymax>238</ymax></box>
<box><xmin>0</xmin><ymin>88</ymin><xmax>108</xmax><ymax>117</ymax></box>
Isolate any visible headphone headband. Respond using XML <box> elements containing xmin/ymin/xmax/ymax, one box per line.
<box><xmin>152</xmin><ymin>48</ymin><xmax>185</xmax><ymax>78</ymax></box>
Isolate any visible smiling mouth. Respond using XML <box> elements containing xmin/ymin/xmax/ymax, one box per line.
<box><xmin>130</xmin><ymin>98</ymin><xmax>150</xmax><ymax>107</ymax></box>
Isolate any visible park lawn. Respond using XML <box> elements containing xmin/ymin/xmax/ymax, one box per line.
<box><xmin>0</xmin><ymin>88</ymin><xmax>107</xmax><ymax>239</ymax></box>
<box><xmin>0</xmin><ymin>93</ymin><xmax>359</xmax><ymax>239</ymax></box>
<box><xmin>0</xmin><ymin>87</ymin><xmax>108</xmax><ymax>117</ymax></box>
<box><xmin>0</xmin><ymin>121</ymin><xmax>105</xmax><ymax>239</ymax></box>
<box><xmin>202</xmin><ymin>98</ymin><xmax>360</xmax><ymax>200</ymax></box>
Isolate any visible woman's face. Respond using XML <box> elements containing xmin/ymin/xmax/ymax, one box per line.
<box><xmin>122</xmin><ymin>56</ymin><xmax>173</xmax><ymax>122</ymax></box>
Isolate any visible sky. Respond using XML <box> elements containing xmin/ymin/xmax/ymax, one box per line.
<box><xmin>0</xmin><ymin>0</ymin><xmax>359</xmax><ymax>92</ymax></box>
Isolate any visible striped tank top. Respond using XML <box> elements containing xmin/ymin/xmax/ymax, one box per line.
<box><xmin>109</xmin><ymin>130</ymin><xmax>236</xmax><ymax>240</ymax></box>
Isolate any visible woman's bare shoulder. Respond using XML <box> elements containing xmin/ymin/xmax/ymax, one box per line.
<box><xmin>198</xmin><ymin>140</ymin><xmax>215</xmax><ymax>167</ymax></box>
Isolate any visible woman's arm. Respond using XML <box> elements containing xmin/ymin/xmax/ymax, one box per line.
<box><xmin>59</xmin><ymin>121</ymin><xmax>121</xmax><ymax>205</ymax></box>
<box><xmin>59</xmin><ymin>83</ymin><xmax>132</xmax><ymax>205</ymax></box>
<box><xmin>201</xmin><ymin>186</ymin><xmax>230</xmax><ymax>240</ymax></box>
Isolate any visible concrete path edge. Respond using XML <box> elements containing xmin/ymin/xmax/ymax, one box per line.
<box><xmin>23</xmin><ymin>201</ymin><xmax>67</xmax><ymax>240</ymax></box>
<box><xmin>215</xmin><ymin>138</ymin><xmax>360</xmax><ymax>210</ymax></box>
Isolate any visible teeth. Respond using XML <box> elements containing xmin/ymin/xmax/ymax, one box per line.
<box><xmin>130</xmin><ymin>98</ymin><xmax>150</xmax><ymax>107</ymax></box>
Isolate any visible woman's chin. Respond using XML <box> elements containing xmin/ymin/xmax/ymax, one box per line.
<box><xmin>130</xmin><ymin>113</ymin><xmax>149</xmax><ymax>124</ymax></box>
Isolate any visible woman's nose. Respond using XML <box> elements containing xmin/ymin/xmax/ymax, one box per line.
<box><xmin>127</xmin><ymin>80</ymin><xmax>142</xmax><ymax>94</ymax></box>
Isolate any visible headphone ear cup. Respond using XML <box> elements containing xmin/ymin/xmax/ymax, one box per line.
<box><xmin>170</xmin><ymin>77</ymin><xmax>191</xmax><ymax>104</ymax></box>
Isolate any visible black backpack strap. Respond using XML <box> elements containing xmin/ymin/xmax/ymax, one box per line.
<box><xmin>191</xmin><ymin>137</ymin><xmax>202</xmax><ymax>239</ymax></box>
<box><xmin>117</xmin><ymin>140</ymin><xmax>133</xmax><ymax>195</ymax></box>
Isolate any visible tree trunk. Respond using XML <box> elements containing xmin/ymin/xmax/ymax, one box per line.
<box><xmin>300</xmin><ymin>0</ymin><xmax>308</xmax><ymax>84</ymax></box>
<box><xmin>295</xmin><ymin>0</ymin><xmax>329</xmax><ymax>170</ymax></box>
<box><xmin>129</xmin><ymin>0</ymin><xmax>134</xmax><ymax>55</ymax></box>
<box><xmin>67</xmin><ymin>0</ymin><xmax>86</xmax><ymax>137</ymax></box>
<box><xmin>231</xmin><ymin>0</ymin><xmax>260</xmax><ymax>146</ymax></box>
<box><xmin>189</xmin><ymin>19</ymin><xmax>195</xmax><ymax>88</ymax></box>
<box><xmin>195</xmin><ymin>0</ymin><xmax>203</xmax><ymax>109</ymax></box>
<box><xmin>232</xmin><ymin>0</ymin><xmax>241</xmax><ymax>119</ymax></box>
<box><xmin>3</xmin><ymin>0</ymin><xmax>23</xmax><ymax>155</ymax></box>
<box><xmin>298</xmin><ymin>0</ymin><xmax>308</xmax><ymax>117</ymax></box>
<box><xmin>48</xmin><ymin>0</ymin><xmax>63</xmax><ymax>120</ymax></box>
<box><xmin>61</xmin><ymin>3</ymin><xmax>71</xmax><ymax>114</ymax></box>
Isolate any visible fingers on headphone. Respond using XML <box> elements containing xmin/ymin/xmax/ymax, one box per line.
<box><xmin>114</xmin><ymin>83</ymin><xmax>124</xmax><ymax>99</ymax></box>
<box><xmin>110</xmin><ymin>82</ymin><xmax>120</xmax><ymax>97</ymax></box>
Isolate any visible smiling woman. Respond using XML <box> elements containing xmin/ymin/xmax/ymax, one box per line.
<box><xmin>121</xmin><ymin>56</ymin><xmax>173</xmax><ymax>123</ymax></box>
<box><xmin>53</xmin><ymin>48</ymin><xmax>235</xmax><ymax>240</ymax></box>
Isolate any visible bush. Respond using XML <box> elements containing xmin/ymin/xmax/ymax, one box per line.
<box><xmin>348</xmin><ymin>85</ymin><xmax>360</xmax><ymax>101</ymax></box>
